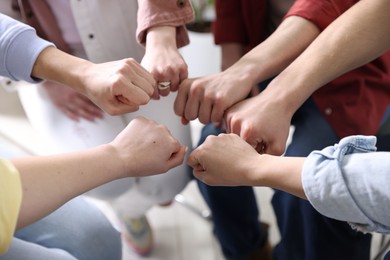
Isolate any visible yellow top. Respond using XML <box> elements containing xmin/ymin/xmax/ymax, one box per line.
<box><xmin>0</xmin><ymin>158</ymin><xmax>22</xmax><ymax>255</ymax></box>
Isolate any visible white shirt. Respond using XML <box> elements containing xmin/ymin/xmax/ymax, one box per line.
<box><xmin>69</xmin><ymin>0</ymin><xmax>144</xmax><ymax>63</ymax></box>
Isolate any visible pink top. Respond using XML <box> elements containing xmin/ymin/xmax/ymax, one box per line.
<box><xmin>136</xmin><ymin>0</ymin><xmax>194</xmax><ymax>48</ymax></box>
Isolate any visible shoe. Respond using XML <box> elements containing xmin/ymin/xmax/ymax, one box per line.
<box><xmin>159</xmin><ymin>200</ymin><xmax>173</xmax><ymax>207</ymax></box>
<box><xmin>119</xmin><ymin>214</ymin><xmax>153</xmax><ymax>256</ymax></box>
<box><xmin>244</xmin><ymin>222</ymin><xmax>273</xmax><ymax>260</ymax></box>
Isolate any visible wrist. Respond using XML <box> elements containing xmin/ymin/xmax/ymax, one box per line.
<box><xmin>98</xmin><ymin>144</ymin><xmax>127</xmax><ymax>179</ymax></box>
<box><xmin>260</xmin><ymin>75</ymin><xmax>304</xmax><ymax>120</ymax></box>
<box><xmin>146</xmin><ymin>26</ymin><xmax>177</xmax><ymax>49</ymax></box>
<box><xmin>33</xmin><ymin>47</ymin><xmax>93</xmax><ymax>95</ymax></box>
<box><xmin>65</xmin><ymin>57</ymin><xmax>95</xmax><ymax>95</ymax></box>
<box><xmin>247</xmin><ymin>154</ymin><xmax>275</xmax><ymax>186</ymax></box>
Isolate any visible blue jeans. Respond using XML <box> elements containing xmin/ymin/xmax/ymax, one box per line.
<box><xmin>0</xmin><ymin>197</ymin><xmax>122</xmax><ymax>260</ymax></box>
<box><xmin>196</xmin><ymin>99</ymin><xmax>372</xmax><ymax>260</ymax></box>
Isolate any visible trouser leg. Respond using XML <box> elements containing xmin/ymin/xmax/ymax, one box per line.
<box><xmin>10</xmin><ymin>197</ymin><xmax>122</xmax><ymax>260</ymax></box>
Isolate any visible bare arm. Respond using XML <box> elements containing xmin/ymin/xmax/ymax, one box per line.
<box><xmin>174</xmin><ymin>15</ymin><xmax>320</xmax><ymax>125</ymax></box>
<box><xmin>31</xmin><ymin>46</ymin><xmax>156</xmax><ymax>115</ymax></box>
<box><xmin>188</xmin><ymin>133</ymin><xmax>306</xmax><ymax>198</ymax></box>
<box><xmin>263</xmin><ymin>0</ymin><xmax>390</xmax><ymax>115</ymax></box>
<box><xmin>12</xmin><ymin>116</ymin><xmax>187</xmax><ymax>229</ymax></box>
<box><xmin>231</xmin><ymin>16</ymin><xmax>320</xmax><ymax>88</ymax></box>
<box><xmin>141</xmin><ymin>26</ymin><xmax>188</xmax><ymax>97</ymax></box>
<box><xmin>224</xmin><ymin>0</ymin><xmax>390</xmax><ymax>155</ymax></box>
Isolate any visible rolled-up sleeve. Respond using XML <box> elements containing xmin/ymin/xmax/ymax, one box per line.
<box><xmin>136</xmin><ymin>0</ymin><xmax>194</xmax><ymax>48</ymax></box>
<box><xmin>302</xmin><ymin>135</ymin><xmax>390</xmax><ymax>234</ymax></box>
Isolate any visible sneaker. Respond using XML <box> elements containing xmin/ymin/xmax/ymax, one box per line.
<box><xmin>119</xmin><ymin>215</ymin><xmax>153</xmax><ymax>256</ymax></box>
<box><xmin>244</xmin><ymin>222</ymin><xmax>273</xmax><ymax>260</ymax></box>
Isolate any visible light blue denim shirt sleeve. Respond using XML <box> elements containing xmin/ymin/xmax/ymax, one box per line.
<box><xmin>0</xmin><ymin>13</ymin><xmax>54</xmax><ymax>83</ymax></box>
<box><xmin>302</xmin><ymin>135</ymin><xmax>390</xmax><ymax>234</ymax></box>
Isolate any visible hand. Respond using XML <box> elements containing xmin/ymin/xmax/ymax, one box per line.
<box><xmin>80</xmin><ymin>58</ymin><xmax>156</xmax><ymax>115</ymax></box>
<box><xmin>42</xmin><ymin>80</ymin><xmax>103</xmax><ymax>122</ymax></box>
<box><xmin>142</xmin><ymin>26</ymin><xmax>188</xmax><ymax>98</ymax></box>
<box><xmin>224</xmin><ymin>92</ymin><xmax>292</xmax><ymax>155</ymax></box>
<box><xmin>110</xmin><ymin>116</ymin><xmax>187</xmax><ymax>177</ymax></box>
<box><xmin>174</xmin><ymin>70</ymin><xmax>254</xmax><ymax>125</ymax></box>
<box><xmin>30</xmin><ymin>47</ymin><xmax>155</xmax><ymax>115</ymax></box>
<box><xmin>189</xmin><ymin>133</ymin><xmax>306</xmax><ymax>198</ymax></box>
<box><xmin>188</xmin><ymin>133</ymin><xmax>260</xmax><ymax>186</ymax></box>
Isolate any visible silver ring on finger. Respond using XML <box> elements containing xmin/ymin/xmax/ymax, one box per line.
<box><xmin>158</xmin><ymin>81</ymin><xmax>171</xmax><ymax>91</ymax></box>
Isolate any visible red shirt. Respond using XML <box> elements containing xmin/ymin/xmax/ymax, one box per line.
<box><xmin>287</xmin><ymin>0</ymin><xmax>390</xmax><ymax>137</ymax></box>
<box><xmin>213</xmin><ymin>0</ymin><xmax>390</xmax><ymax>138</ymax></box>
<box><xmin>212</xmin><ymin>0</ymin><xmax>267</xmax><ymax>53</ymax></box>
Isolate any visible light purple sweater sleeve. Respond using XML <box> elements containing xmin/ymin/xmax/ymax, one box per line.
<box><xmin>0</xmin><ymin>13</ymin><xmax>54</xmax><ymax>83</ymax></box>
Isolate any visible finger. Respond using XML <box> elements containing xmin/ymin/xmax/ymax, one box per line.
<box><xmin>172</xmin><ymin>67</ymin><xmax>188</xmax><ymax>92</ymax></box>
<box><xmin>117</xmin><ymin>82</ymin><xmax>152</xmax><ymax>106</ymax></box>
<box><xmin>151</xmin><ymin>86</ymin><xmax>160</xmax><ymax>100</ymax></box>
<box><xmin>168</xmin><ymin>72</ymin><xmax>181</xmax><ymax>93</ymax></box>
<box><xmin>76</xmin><ymin>107</ymin><xmax>103</xmax><ymax>121</ymax></box>
<box><xmin>266</xmin><ymin>141</ymin><xmax>286</xmax><ymax>156</ymax></box>
<box><xmin>125</xmin><ymin>58</ymin><xmax>156</xmax><ymax>87</ymax></box>
<box><xmin>185</xmin><ymin>90</ymin><xmax>201</xmax><ymax>121</ymax></box>
<box><xmin>210</xmin><ymin>103</ymin><xmax>225</xmax><ymax>125</ymax></box>
<box><xmin>181</xmin><ymin>116</ymin><xmax>189</xmax><ymax>125</ymax></box>
<box><xmin>83</xmin><ymin>105</ymin><xmax>104</xmax><ymax>118</ymax></box>
<box><xmin>72</xmin><ymin>96</ymin><xmax>104</xmax><ymax>119</ymax></box>
<box><xmin>123</xmin><ymin>62</ymin><xmax>155</xmax><ymax>97</ymax></box>
<box><xmin>61</xmin><ymin>108</ymin><xmax>80</xmax><ymax>122</ymax></box>
<box><xmin>193</xmin><ymin>170</ymin><xmax>207</xmax><ymax>184</ymax></box>
<box><xmin>187</xmin><ymin>149</ymin><xmax>200</xmax><ymax>169</ymax></box>
<box><xmin>198</xmin><ymin>99</ymin><xmax>212</xmax><ymax>124</ymax></box>
<box><xmin>224</xmin><ymin>112</ymin><xmax>233</xmax><ymax>134</ymax></box>
<box><xmin>174</xmin><ymin>81</ymin><xmax>190</xmax><ymax>118</ymax></box>
<box><xmin>111</xmin><ymin>97</ymin><xmax>140</xmax><ymax>114</ymax></box>
<box><xmin>167</xmin><ymin>146</ymin><xmax>187</xmax><ymax>168</ymax></box>
<box><xmin>240</xmin><ymin>126</ymin><xmax>260</xmax><ymax>151</ymax></box>
<box><xmin>254</xmin><ymin>141</ymin><xmax>266</xmax><ymax>154</ymax></box>
<box><xmin>124</xmin><ymin>74</ymin><xmax>155</xmax><ymax>98</ymax></box>
<box><xmin>179</xmin><ymin>67</ymin><xmax>188</xmax><ymax>84</ymax></box>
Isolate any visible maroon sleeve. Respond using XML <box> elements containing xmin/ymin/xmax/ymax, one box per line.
<box><xmin>213</xmin><ymin>0</ymin><xmax>267</xmax><ymax>47</ymax></box>
<box><xmin>285</xmin><ymin>0</ymin><xmax>357</xmax><ymax>31</ymax></box>
<box><xmin>212</xmin><ymin>0</ymin><xmax>246</xmax><ymax>45</ymax></box>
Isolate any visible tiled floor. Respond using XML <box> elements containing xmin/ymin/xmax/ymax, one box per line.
<box><xmin>86</xmin><ymin>181</ymin><xmax>279</xmax><ymax>260</ymax></box>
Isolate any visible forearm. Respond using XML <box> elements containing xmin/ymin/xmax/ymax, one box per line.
<box><xmin>12</xmin><ymin>144</ymin><xmax>122</xmax><ymax>229</ymax></box>
<box><xmin>228</xmin><ymin>16</ymin><xmax>319</xmax><ymax>87</ymax></box>
<box><xmin>146</xmin><ymin>26</ymin><xmax>177</xmax><ymax>50</ymax></box>
<box><xmin>31</xmin><ymin>46</ymin><xmax>92</xmax><ymax>94</ymax></box>
<box><xmin>250</xmin><ymin>155</ymin><xmax>306</xmax><ymax>199</ymax></box>
<box><xmin>265</xmin><ymin>0</ymin><xmax>390</xmax><ymax>114</ymax></box>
